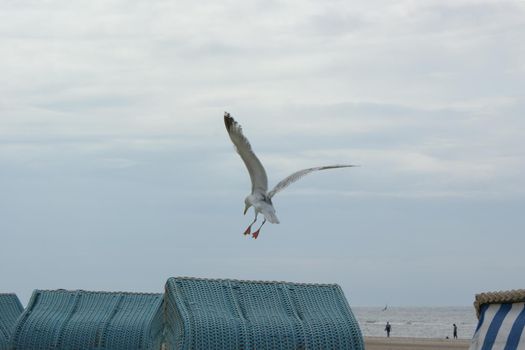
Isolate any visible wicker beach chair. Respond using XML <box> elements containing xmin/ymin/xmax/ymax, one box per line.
<box><xmin>9</xmin><ymin>289</ymin><xmax>163</xmax><ymax>350</ymax></box>
<box><xmin>470</xmin><ymin>289</ymin><xmax>525</xmax><ymax>350</ymax></box>
<box><xmin>164</xmin><ymin>276</ymin><xmax>364</xmax><ymax>350</ymax></box>
<box><xmin>0</xmin><ymin>293</ymin><xmax>23</xmax><ymax>350</ymax></box>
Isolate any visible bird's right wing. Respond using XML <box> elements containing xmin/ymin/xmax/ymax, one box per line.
<box><xmin>224</xmin><ymin>112</ymin><xmax>268</xmax><ymax>194</ymax></box>
<box><xmin>268</xmin><ymin>165</ymin><xmax>357</xmax><ymax>198</ymax></box>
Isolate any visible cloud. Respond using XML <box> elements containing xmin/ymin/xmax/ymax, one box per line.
<box><xmin>1</xmin><ymin>0</ymin><xmax>524</xmax><ymax>306</ymax></box>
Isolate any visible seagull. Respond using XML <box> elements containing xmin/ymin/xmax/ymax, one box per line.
<box><xmin>224</xmin><ymin>112</ymin><xmax>357</xmax><ymax>239</ymax></box>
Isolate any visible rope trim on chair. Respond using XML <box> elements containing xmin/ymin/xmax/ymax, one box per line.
<box><xmin>474</xmin><ymin>289</ymin><xmax>525</xmax><ymax>318</ymax></box>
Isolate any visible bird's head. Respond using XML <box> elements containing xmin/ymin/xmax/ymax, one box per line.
<box><xmin>243</xmin><ymin>197</ymin><xmax>252</xmax><ymax>215</ymax></box>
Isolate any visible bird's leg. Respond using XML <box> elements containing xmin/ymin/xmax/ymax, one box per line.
<box><xmin>252</xmin><ymin>219</ymin><xmax>266</xmax><ymax>239</ymax></box>
<box><xmin>243</xmin><ymin>214</ymin><xmax>258</xmax><ymax>236</ymax></box>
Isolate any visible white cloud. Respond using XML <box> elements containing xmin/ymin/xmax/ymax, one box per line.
<box><xmin>1</xmin><ymin>0</ymin><xmax>525</xmax><ymax>306</ymax></box>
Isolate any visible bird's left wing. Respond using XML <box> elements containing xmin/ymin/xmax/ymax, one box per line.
<box><xmin>268</xmin><ymin>165</ymin><xmax>357</xmax><ymax>198</ymax></box>
<box><xmin>224</xmin><ymin>112</ymin><xmax>268</xmax><ymax>194</ymax></box>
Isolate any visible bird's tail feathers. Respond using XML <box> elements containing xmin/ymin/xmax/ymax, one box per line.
<box><xmin>262</xmin><ymin>208</ymin><xmax>280</xmax><ymax>224</ymax></box>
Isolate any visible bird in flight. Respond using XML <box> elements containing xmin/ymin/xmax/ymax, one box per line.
<box><xmin>224</xmin><ymin>112</ymin><xmax>357</xmax><ymax>239</ymax></box>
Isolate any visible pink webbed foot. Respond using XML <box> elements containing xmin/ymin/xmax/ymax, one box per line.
<box><xmin>251</xmin><ymin>219</ymin><xmax>266</xmax><ymax>239</ymax></box>
<box><xmin>243</xmin><ymin>225</ymin><xmax>252</xmax><ymax>236</ymax></box>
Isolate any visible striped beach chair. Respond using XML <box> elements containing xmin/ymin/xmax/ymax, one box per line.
<box><xmin>9</xmin><ymin>289</ymin><xmax>164</xmax><ymax>350</ymax></box>
<box><xmin>0</xmin><ymin>294</ymin><xmax>23</xmax><ymax>350</ymax></box>
<box><xmin>164</xmin><ymin>276</ymin><xmax>364</xmax><ymax>350</ymax></box>
<box><xmin>470</xmin><ymin>289</ymin><xmax>525</xmax><ymax>350</ymax></box>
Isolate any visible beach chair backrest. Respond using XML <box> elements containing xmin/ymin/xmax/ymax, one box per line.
<box><xmin>470</xmin><ymin>290</ymin><xmax>525</xmax><ymax>350</ymax></box>
<box><xmin>164</xmin><ymin>276</ymin><xmax>364</xmax><ymax>350</ymax></box>
<box><xmin>0</xmin><ymin>293</ymin><xmax>23</xmax><ymax>350</ymax></box>
<box><xmin>9</xmin><ymin>289</ymin><xmax>163</xmax><ymax>350</ymax></box>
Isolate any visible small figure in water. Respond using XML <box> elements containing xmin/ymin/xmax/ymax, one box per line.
<box><xmin>453</xmin><ymin>324</ymin><xmax>458</xmax><ymax>339</ymax></box>
<box><xmin>385</xmin><ymin>322</ymin><xmax>391</xmax><ymax>337</ymax></box>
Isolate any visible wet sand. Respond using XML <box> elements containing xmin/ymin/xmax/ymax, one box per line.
<box><xmin>365</xmin><ymin>336</ymin><xmax>470</xmax><ymax>350</ymax></box>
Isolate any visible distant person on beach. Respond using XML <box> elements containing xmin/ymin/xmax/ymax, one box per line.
<box><xmin>385</xmin><ymin>322</ymin><xmax>391</xmax><ymax>337</ymax></box>
<box><xmin>453</xmin><ymin>323</ymin><xmax>458</xmax><ymax>339</ymax></box>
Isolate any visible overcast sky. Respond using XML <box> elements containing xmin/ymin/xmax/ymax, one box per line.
<box><xmin>1</xmin><ymin>0</ymin><xmax>524</xmax><ymax>307</ymax></box>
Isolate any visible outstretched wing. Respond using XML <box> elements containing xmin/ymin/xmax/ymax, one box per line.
<box><xmin>268</xmin><ymin>165</ymin><xmax>357</xmax><ymax>198</ymax></box>
<box><xmin>224</xmin><ymin>112</ymin><xmax>268</xmax><ymax>194</ymax></box>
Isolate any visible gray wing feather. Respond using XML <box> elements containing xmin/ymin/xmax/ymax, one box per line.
<box><xmin>224</xmin><ymin>113</ymin><xmax>268</xmax><ymax>194</ymax></box>
<box><xmin>268</xmin><ymin>165</ymin><xmax>357</xmax><ymax>198</ymax></box>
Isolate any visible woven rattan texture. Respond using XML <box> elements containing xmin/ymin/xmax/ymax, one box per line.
<box><xmin>0</xmin><ymin>294</ymin><xmax>23</xmax><ymax>350</ymax></box>
<box><xmin>474</xmin><ymin>289</ymin><xmax>525</xmax><ymax>318</ymax></box>
<box><xmin>10</xmin><ymin>290</ymin><xmax>163</xmax><ymax>350</ymax></box>
<box><xmin>164</xmin><ymin>277</ymin><xmax>364</xmax><ymax>350</ymax></box>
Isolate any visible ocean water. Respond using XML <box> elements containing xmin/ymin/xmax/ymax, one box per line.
<box><xmin>352</xmin><ymin>306</ymin><xmax>478</xmax><ymax>339</ymax></box>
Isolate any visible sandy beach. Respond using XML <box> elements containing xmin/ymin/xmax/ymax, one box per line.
<box><xmin>365</xmin><ymin>336</ymin><xmax>470</xmax><ymax>350</ymax></box>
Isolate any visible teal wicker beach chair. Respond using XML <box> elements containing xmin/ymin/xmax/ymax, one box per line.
<box><xmin>164</xmin><ymin>277</ymin><xmax>364</xmax><ymax>350</ymax></box>
<box><xmin>9</xmin><ymin>289</ymin><xmax>163</xmax><ymax>350</ymax></box>
<box><xmin>0</xmin><ymin>294</ymin><xmax>23</xmax><ymax>350</ymax></box>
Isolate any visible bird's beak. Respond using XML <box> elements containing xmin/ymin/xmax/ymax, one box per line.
<box><xmin>243</xmin><ymin>205</ymin><xmax>248</xmax><ymax>215</ymax></box>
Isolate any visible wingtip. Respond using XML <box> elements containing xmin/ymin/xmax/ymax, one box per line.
<box><xmin>327</xmin><ymin>164</ymin><xmax>360</xmax><ymax>169</ymax></box>
<box><xmin>224</xmin><ymin>111</ymin><xmax>234</xmax><ymax>130</ymax></box>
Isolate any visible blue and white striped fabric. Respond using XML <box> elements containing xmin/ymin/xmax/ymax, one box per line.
<box><xmin>470</xmin><ymin>302</ymin><xmax>525</xmax><ymax>350</ymax></box>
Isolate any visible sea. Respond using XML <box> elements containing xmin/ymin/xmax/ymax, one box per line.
<box><xmin>352</xmin><ymin>306</ymin><xmax>478</xmax><ymax>339</ymax></box>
